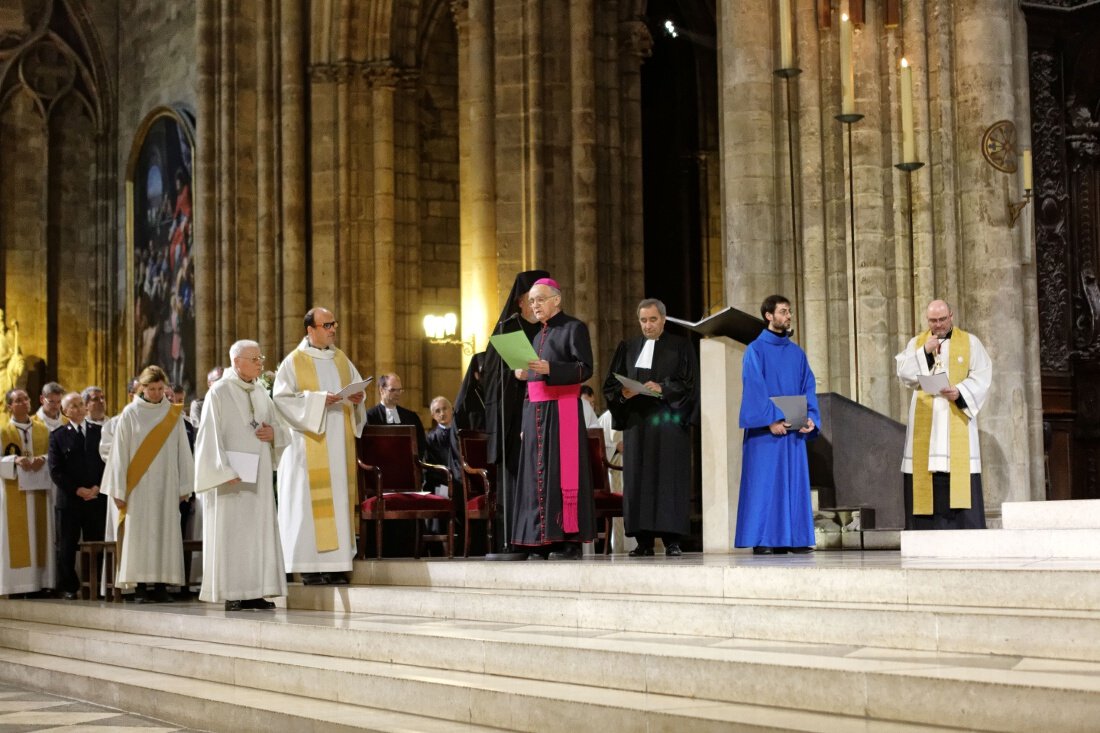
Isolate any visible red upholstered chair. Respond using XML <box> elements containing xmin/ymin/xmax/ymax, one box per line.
<box><xmin>587</xmin><ymin>427</ymin><xmax>623</xmax><ymax>555</ymax></box>
<box><xmin>357</xmin><ymin>425</ymin><xmax>455</xmax><ymax>559</ymax></box>
<box><xmin>457</xmin><ymin>429</ymin><xmax>495</xmax><ymax>557</ymax></box>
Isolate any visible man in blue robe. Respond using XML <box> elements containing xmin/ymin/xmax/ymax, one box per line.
<box><xmin>735</xmin><ymin>294</ymin><xmax>820</xmax><ymax>555</ymax></box>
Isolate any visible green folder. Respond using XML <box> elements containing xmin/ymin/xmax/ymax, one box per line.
<box><xmin>489</xmin><ymin>331</ymin><xmax>539</xmax><ymax>371</ymax></box>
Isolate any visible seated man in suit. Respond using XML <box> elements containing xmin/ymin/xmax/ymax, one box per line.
<box><xmin>426</xmin><ymin>396</ymin><xmax>461</xmax><ymax>486</ymax></box>
<box><xmin>365</xmin><ymin>373</ymin><xmax>427</xmax><ymax>458</ymax></box>
<box><xmin>47</xmin><ymin>392</ymin><xmax>108</xmax><ymax>599</ymax></box>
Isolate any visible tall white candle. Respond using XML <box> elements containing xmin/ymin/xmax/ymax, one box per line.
<box><xmin>900</xmin><ymin>58</ymin><xmax>916</xmax><ymax>163</ymax></box>
<box><xmin>840</xmin><ymin>14</ymin><xmax>855</xmax><ymax>115</ymax></box>
<box><xmin>1022</xmin><ymin>148</ymin><xmax>1033</xmax><ymax>190</ymax></box>
<box><xmin>779</xmin><ymin>0</ymin><xmax>794</xmax><ymax>70</ymax></box>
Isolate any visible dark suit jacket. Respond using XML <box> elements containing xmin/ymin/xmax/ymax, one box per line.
<box><xmin>365</xmin><ymin>403</ymin><xmax>428</xmax><ymax>458</ymax></box>
<box><xmin>426</xmin><ymin>424</ymin><xmax>462</xmax><ymax>483</ymax></box>
<box><xmin>48</xmin><ymin>422</ymin><xmax>106</xmax><ymax>510</ymax></box>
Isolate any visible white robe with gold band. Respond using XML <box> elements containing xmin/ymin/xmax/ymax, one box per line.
<box><xmin>0</xmin><ymin>418</ymin><xmax>56</xmax><ymax>594</ymax></box>
<box><xmin>273</xmin><ymin>337</ymin><xmax>366</xmax><ymax>573</ymax></box>
<box><xmin>101</xmin><ymin>398</ymin><xmax>194</xmax><ymax>588</ymax></box>
<box><xmin>194</xmin><ymin>370</ymin><xmax>288</xmax><ymax>602</ymax></box>
<box><xmin>896</xmin><ymin>332</ymin><xmax>992</xmax><ymax>474</ymax></box>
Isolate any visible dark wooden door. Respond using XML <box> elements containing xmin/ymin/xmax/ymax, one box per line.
<box><xmin>1025</xmin><ymin>2</ymin><xmax>1100</xmax><ymax>499</ymax></box>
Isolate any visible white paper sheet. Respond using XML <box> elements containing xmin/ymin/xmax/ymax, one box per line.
<box><xmin>17</xmin><ymin>465</ymin><xmax>52</xmax><ymax>491</ymax></box>
<box><xmin>226</xmin><ymin>450</ymin><xmax>260</xmax><ymax>484</ymax></box>
<box><xmin>917</xmin><ymin>372</ymin><xmax>951</xmax><ymax>395</ymax></box>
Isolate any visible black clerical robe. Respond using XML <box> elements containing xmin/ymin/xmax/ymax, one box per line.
<box><xmin>513</xmin><ymin>311</ymin><xmax>596</xmax><ymax>546</ymax></box>
<box><xmin>603</xmin><ymin>332</ymin><xmax>697</xmax><ymax>538</ymax></box>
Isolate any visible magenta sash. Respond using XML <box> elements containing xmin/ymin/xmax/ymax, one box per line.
<box><xmin>527</xmin><ymin>381</ymin><xmax>582</xmax><ymax>533</ymax></box>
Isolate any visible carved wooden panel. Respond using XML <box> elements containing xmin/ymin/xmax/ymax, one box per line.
<box><xmin>1026</xmin><ymin>4</ymin><xmax>1100</xmax><ymax>498</ymax></box>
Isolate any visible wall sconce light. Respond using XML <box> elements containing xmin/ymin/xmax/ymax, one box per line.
<box><xmin>422</xmin><ymin>313</ymin><xmax>475</xmax><ymax>355</ymax></box>
<box><xmin>1009</xmin><ymin>147</ymin><xmax>1033</xmax><ymax>228</ymax></box>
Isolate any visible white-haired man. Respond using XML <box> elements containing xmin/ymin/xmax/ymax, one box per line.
<box><xmin>194</xmin><ymin>340</ymin><xmax>288</xmax><ymax>610</ymax></box>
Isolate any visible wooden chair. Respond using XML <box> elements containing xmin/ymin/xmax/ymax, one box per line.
<box><xmin>77</xmin><ymin>540</ymin><xmax>115</xmax><ymax>601</ymax></box>
<box><xmin>586</xmin><ymin>427</ymin><xmax>623</xmax><ymax>555</ymax></box>
<box><xmin>457</xmin><ymin>429</ymin><xmax>495</xmax><ymax>557</ymax></box>
<box><xmin>357</xmin><ymin>424</ymin><xmax>455</xmax><ymax>559</ymax></box>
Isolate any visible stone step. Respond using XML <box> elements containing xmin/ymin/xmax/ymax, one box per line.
<box><xmin>349</xmin><ymin>555</ymin><xmax>1100</xmax><ymax>611</ymax></box>
<box><xmin>1001</xmin><ymin>499</ymin><xmax>1100</xmax><ymax>530</ymax></box>
<box><xmin>0</xmin><ymin>645</ymin><xmax>497</xmax><ymax>733</ymax></box>
<box><xmin>2</xmin><ymin>604</ymin><xmax>1100</xmax><ymax>732</ymax></box>
<box><xmin>901</xmin><ymin>528</ymin><xmax>1100</xmax><ymax>560</ymax></box>
<box><xmin>284</xmin><ymin>583</ymin><xmax>1100</xmax><ymax>662</ymax></box>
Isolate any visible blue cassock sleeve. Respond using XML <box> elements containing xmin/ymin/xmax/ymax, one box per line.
<box><xmin>739</xmin><ymin>345</ymin><xmax>786</xmax><ymax>430</ymax></box>
<box><xmin>800</xmin><ymin>354</ymin><xmax>821</xmax><ymax>440</ymax></box>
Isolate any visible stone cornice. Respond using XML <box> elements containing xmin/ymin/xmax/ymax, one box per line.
<box><xmin>307</xmin><ymin>60</ymin><xmax>418</xmax><ymax>86</ymax></box>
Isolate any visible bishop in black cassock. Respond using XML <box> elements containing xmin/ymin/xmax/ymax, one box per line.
<box><xmin>512</xmin><ymin>278</ymin><xmax>596</xmax><ymax>558</ymax></box>
<box><xmin>603</xmin><ymin>299</ymin><xmax>697</xmax><ymax>556</ymax></box>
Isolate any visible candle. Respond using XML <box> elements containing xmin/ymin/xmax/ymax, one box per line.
<box><xmin>840</xmin><ymin>13</ymin><xmax>855</xmax><ymax>116</ymax></box>
<box><xmin>1022</xmin><ymin>148</ymin><xmax>1033</xmax><ymax>190</ymax></box>
<box><xmin>900</xmin><ymin>58</ymin><xmax>916</xmax><ymax>163</ymax></box>
<box><xmin>779</xmin><ymin>0</ymin><xmax>794</xmax><ymax>70</ymax></box>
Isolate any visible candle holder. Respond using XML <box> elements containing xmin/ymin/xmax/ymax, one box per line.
<box><xmin>836</xmin><ymin>112</ymin><xmax>864</xmax><ymax>402</ymax></box>
<box><xmin>895</xmin><ymin>161</ymin><xmax>925</xmax><ymax>334</ymax></box>
<box><xmin>1009</xmin><ymin>189</ymin><xmax>1032</xmax><ymax>227</ymax></box>
<box><xmin>774</xmin><ymin>67</ymin><xmax>804</xmax><ymax>327</ymax></box>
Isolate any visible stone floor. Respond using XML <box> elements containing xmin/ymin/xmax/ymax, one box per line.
<box><xmin>3</xmin><ymin>550</ymin><xmax>1100</xmax><ymax>732</ymax></box>
<box><xmin>0</xmin><ymin>683</ymin><xmax>206</xmax><ymax>732</ymax></box>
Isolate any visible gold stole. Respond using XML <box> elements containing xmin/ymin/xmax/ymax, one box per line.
<box><xmin>911</xmin><ymin>329</ymin><xmax>971</xmax><ymax>514</ymax></box>
<box><xmin>291</xmin><ymin>348</ymin><xmax>357</xmax><ymax>553</ymax></box>
<box><xmin>118</xmin><ymin>403</ymin><xmax>184</xmax><ymax>525</ymax></box>
<box><xmin>2</xmin><ymin>419</ymin><xmax>50</xmax><ymax>569</ymax></box>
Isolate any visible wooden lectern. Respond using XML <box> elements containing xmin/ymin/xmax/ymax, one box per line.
<box><xmin>667</xmin><ymin>307</ymin><xmax>766</xmax><ymax>554</ymax></box>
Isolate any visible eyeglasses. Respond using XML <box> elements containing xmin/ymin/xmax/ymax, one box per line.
<box><xmin>321</xmin><ymin>321</ymin><xmax>338</xmax><ymax>330</ymax></box>
<box><xmin>529</xmin><ymin>295</ymin><xmax>559</xmax><ymax>305</ymax></box>
<box><xmin>928</xmin><ymin>315</ymin><xmax>952</xmax><ymax>324</ymax></box>
<box><xmin>246</xmin><ymin>355</ymin><xmax>266</xmax><ymax>364</ymax></box>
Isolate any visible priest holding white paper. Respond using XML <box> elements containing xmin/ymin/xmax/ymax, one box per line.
<box><xmin>194</xmin><ymin>340</ymin><xmax>288</xmax><ymax>611</ymax></box>
<box><xmin>273</xmin><ymin>307</ymin><xmax>367</xmax><ymax>585</ymax></box>
<box><xmin>896</xmin><ymin>299</ymin><xmax>992</xmax><ymax>530</ymax></box>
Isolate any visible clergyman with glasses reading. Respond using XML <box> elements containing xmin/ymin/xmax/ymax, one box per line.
<box><xmin>272</xmin><ymin>307</ymin><xmax>368</xmax><ymax>586</ymax></box>
<box><xmin>895</xmin><ymin>299</ymin><xmax>992</xmax><ymax>530</ymax></box>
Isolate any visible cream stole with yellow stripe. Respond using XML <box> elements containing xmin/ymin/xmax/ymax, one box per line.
<box><xmin>912</xmin><ymin>329</ymin><xmax>971</xmax><ymax>514</ymax></box>
<box><xmin>2</xmin><ymin>419</ymin><xmax>50</xmax><ymax>569</ymax></box>
<box><xmin>291</xmin><ymin>349</ymin><xmax>357</xmax><ymax>553</ymax></box>
<box><xmin>118</xmin><ymin>402</ymin><xmax>184</xmax><ymax>526</ymax></box>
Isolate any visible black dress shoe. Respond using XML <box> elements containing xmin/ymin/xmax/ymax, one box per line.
<box><xmin>147</xmin><ymin>584</ymin><xmax>174</xmax><ymax>603</ymax></box>
<box><xmin>322</xmin><ymin>572</ymin><xmax>349</xmax><ymax>585</ymax></box>
<box><xmin>548</xmin><ymin>543</ymin><xmax>582</xmax><ymax>560</ymax></box>
<box><xmin>300</xmin><ymin>573</ymin><xmax>325</xmax><ymax>585</ymax></box>
<box><xmin>62</xmin><ymin>591</ymin><xmax>79</xmax><ymax>601</ymax></box>
<box><xmin>628</xmin><ymin>547</ymin><xmax>655</xmax><ymax>557</ymax></box>
<box><xmin>752</xmin><ymin>546</ymin><xmax>775</xmax><ymax>555</ymax></box>
<box><xmin>224</xmin><ymin>600</ymin><xmax>244</xmax><ymax>612</ymax></box>
<box><xmin>242</xmin><ymin>598</ymin><xmax>276</xmax><ymax>610</ymax></box>
<box><xmin>788</xmin><ymin>547</ymin><xmax>814</xmax><ymax>554</ymax></box>
<box><xmin>665</xmin><ymin>544</ymin><xmax>683</xmax><ymax>557</ymax></box>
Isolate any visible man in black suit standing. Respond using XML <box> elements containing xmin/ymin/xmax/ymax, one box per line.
<box><xmin>365</xmin><ymin>373</ymin><xmax>427</xmax><ymax>458</ymax></box>
<box><xmin>47</xmin><ymin>392</ymin><xmax>107</xmax><ymax>599</ymax></box>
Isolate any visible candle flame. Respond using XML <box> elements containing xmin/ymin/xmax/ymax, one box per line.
<box><xmin>841</xmin><ymin>13</ymin><xmax>849</xmax><ymax>22</ymax></box>
<box><xmin>900</xmin><ymin>57</ymin><xmax>909</xmax><ymax>68</ymax></box>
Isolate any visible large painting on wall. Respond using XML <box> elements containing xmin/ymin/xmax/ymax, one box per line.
<box><xmin>127</xmin><ymin>106</ymin><xmax>196</xmax><ymax>396</ymax></box>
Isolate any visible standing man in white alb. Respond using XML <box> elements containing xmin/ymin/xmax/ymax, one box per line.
<box><xmin>194</xmin><ymin>340</ymin><xmax>287</xmax><ymax>611</ymax></box>
<box><xmin>273</xmin><ymin>307</ymin><xmax>367</xmax><ymax>586</ymax></box>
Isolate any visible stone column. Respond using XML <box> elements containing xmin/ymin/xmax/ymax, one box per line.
<box><xmin>279</xmin><ymin>0</ymin><xmax>308</xmax><ymax>352</ymax></box>
<box><xmin>570</xmin><ymin>0</ymin><xmax>598</xmax><ymax>348</ymax></box>
<box><xmin>371</xmin><ymin>68</ymin><xmax>397</xmax><ymax>370</ymax></box>
<box><xmin>195</xmin><ymin>0</ymin><xmax>218</xmax><ymax>389</ymax></box>
<box><xmin>459</xmin><ymin>0</ymin><xmax>500</xmax><ymax>353</ymax></box>
<box><xmin>951</xmin><ymin>0</ymin><xmax>1037</xmax><ymax>510</ymax></box>
<box><xmin>618</xmin><ymin>18</ymin><xmax>650</xmax><ymax>318</ymax></box>
<box><xmin>717</xmin><ymin>0</ymin><xmax>780</xmax><ymax>311</ymax></box>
